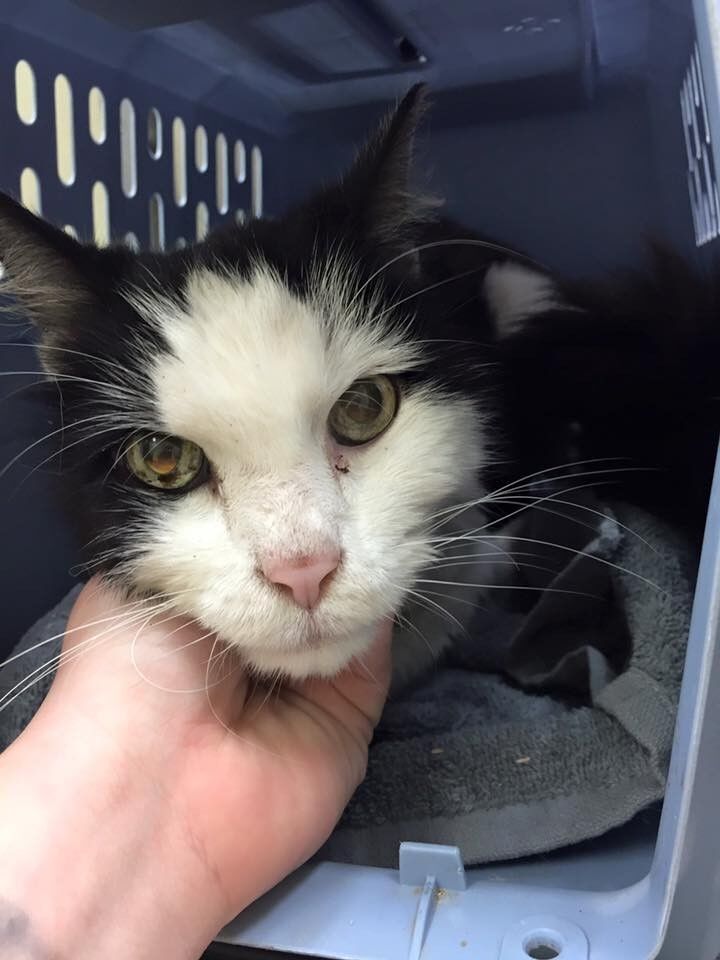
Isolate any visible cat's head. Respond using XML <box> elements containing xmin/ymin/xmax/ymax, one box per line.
<box><xmin>0</xmin><ymin>85</ymin><xmax>493</xmax><ymax>679</ymax></box>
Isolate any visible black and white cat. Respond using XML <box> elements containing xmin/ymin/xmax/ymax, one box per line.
<box><xmin>0</xmin><ymin>85</ymin><xmax>527</xmax><ymax>687</ymax></box>
<box><xmin>3</xmin><ymin>82</ymin><xmax>715</xmax><ymax>690</ymax></box>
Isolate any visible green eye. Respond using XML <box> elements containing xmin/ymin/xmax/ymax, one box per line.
<box><xmin>328</xmin><ymin>375</ymin><xmax>399</xmax><ymax>446</ymax></box>
<box><xmin>125</xmin><ymin>434</ymin><xmax>206</xmax><ymax>490</ymax></box>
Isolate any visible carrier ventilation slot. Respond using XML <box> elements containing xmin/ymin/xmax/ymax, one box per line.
<box><xmin>10</xmin><ymin>55</ymin><xmax>262</xmax><ymax>249</ymax></box>
<box><xmin>682</xmin><ymin>43</ymin><xmax>719</xmax><ymax>246</ymax></box>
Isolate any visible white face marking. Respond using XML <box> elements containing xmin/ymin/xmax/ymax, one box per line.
<box><xmin>483</xmin><ymin>261</ymin><xmax>577</xmax><ymax>336</ymax></box>
<box><xmin>123</xmin><ymin>263</ymin><xmax>485</xmax><ymax>679</ymax></box>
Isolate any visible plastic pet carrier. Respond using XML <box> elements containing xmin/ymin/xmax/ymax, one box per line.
<box><xmin>1</xmin><ymin>1</ymin><xmax>720</xmax><ymax>958</ymax></box>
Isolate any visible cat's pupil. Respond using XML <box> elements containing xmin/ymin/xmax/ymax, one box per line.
<box><xmin>342</xmin><ymin>381</ymin><xmax>383</xmax><ymax>424</ymax></box>
<box><xmin>142</xmin><ymin>436</ymin><xmax>181</xmax><ymax>476</ymax></box>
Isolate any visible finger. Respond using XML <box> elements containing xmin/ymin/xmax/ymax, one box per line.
<box><xmin>334</xmin><ymin>620</ymin><xmax>393</xmax><ymax>728</ymax></box>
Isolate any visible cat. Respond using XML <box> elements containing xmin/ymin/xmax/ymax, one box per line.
<box><xmin>0</xmin><ymin>84</ymin><xmax>538</xmax><ymax>689</ymax></box>
<box><xmin>4</xmin><ymin>78</ymin><xmax>715</xmax><ymax>693</ymax></box>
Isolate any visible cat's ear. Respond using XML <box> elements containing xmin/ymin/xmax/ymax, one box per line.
<box><xmin>339</xmin><ymin>83</ymin><xmax>438</xmax><ymax>268</ymax></box>
<box><xmin>0</xmin><ymin>192</ymin><xmax>101</xmax><ymax>342</ymax></box>
<box><xmin>483</xmin><ymin>261</ymin><xmax>581</xmax><ymax>338</ymax></box>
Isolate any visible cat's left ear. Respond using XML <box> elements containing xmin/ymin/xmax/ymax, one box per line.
<box><xmin>336</xmin><ymin>83</ymin><xmax>438</xmax><ymax>270</ymax></box>
<box><xmin>0</xmin><ymin>192</ymin><xmax>107</xmax><ymax>347</ymax></box>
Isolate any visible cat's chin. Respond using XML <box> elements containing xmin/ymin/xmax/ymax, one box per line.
<box><xmin>235</xmin><ymin>624</ymin><xmax>377</xmax><ymax>680</ymax></box>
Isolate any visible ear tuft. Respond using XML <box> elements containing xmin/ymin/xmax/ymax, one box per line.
<box><xmin>483</xmin><ymin>261</ymin><xmax>577</xmax><ymax>338</ymax></box>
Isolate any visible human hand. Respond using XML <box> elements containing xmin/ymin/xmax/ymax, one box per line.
<box><xmin>0</xmin><ymin>577</ymin><xmax>392</xmax><ymax>960</ymax></box>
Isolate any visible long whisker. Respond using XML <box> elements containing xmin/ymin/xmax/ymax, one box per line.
<box><xmin>1</xmin><ymin>414</ymin><xmax>130</xmax><ymax>480</ymax></box>
<box><xmin>426</xmin><ymin>557</ymin><xmax>560</xmax><ymax>577</ymax></box>
<box><xmin>374</xmin><ymin>266</ymin><xmax>484</xmax><ymax>322</ymax></box>
<box><xmin>388</xmin><ymin>605</ymin><xmax>437</xmax><ymax>665</ymax></box>
<box><xmin>202</xmin><ymin>636</ymin><xmax>285</xmax><ymax>760</ymax></box>
<box><xmin>422</xmin><ymin>460</ymin><xmax>637</xmax><ymax>529</ymax></box>
<box><xmin>0</xmin><ymin>370</ymin><xmax>138</xmax><ymax>404</ymax></box>
<box><xmin>415</xmin><ymin>577</ymin><xmax>598</xmax><ymax>600</ymax></box>
<box><xmin>423</xmin><ymin>548</ymin><xmax>545</xmax><ymax>564</ymax></box>
<box><xmin>248</xmin><ymin>670</ymin><xmax>284</xmax><ymax>721</ymax></box>
<box><xmin>0</xmin><ymin>341</ymin><xmax>133</xmax><ymax>375</ymax></box>
<box><xmin>416</xmin><ymin>587</ymin><xmax>490</xmax><ymax>610</ymax></box>
<box><xmin>427</xmin><ymin>467</ymin><xmax>656</xmax><ymax>536</ymax></box>
<box><xmin>396</xmin><ymin>585</ymin><xmax>469</xmax><ymax>637</ymax></box>
<box><xmin>13</xmin><ymin>422</ymin><xmax>138</xmax><ymax>491</ymax></box>
<box><xmin>350</xmin><ymin>238</ymin><xmax>546</xmax><ymax>308</ymax></box>
<box><xmin>487</xmin><ymin>492</ymin><xmax>660</xmax><ymax>555</ymax></box>
<box><xmin>129</xmin><ymin>617</ymin><xmax>221</xmax><ymax>695</ymax></box>
<box><xmin>0</xmin><ymin>602</ymin><xmax>173</xmax><ymax>713</ymax></box>
<box><xmin>490</xmin><ymin>466</ymin><xmax>660</xmax><ymax>499</ymax></box>
<box><xmin>477</xmin><ymin>490</ymin><xmax>611</xmax><ymax>539</ymax></box>
<box><xmin>482</xmin><ymin>457</ymin><xmax>632</xmax><ymax>501</ymax></box>
<box><xmin>0</xmin><ymin>594</ymin><xmax>180</xmax><ymax>671</ymax></box>
<box><xmin>453</xmin><ymin>534</ymin><xmax>664</xmax><ymax>593</ymax></box>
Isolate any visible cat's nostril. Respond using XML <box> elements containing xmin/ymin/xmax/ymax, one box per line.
<box><xmin>261</xmin><ymin>550</ymin><xmax>341</xmax><ymax>610</ymax></box>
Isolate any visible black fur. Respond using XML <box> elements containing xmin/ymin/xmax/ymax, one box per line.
<box><xmin>0</xmin><ymin>85</ymin><xmax>505</xmax><ymax>581</ymax></box>
<box><xmin>2</xmin><ymin>80</ymin><xmax>716</xmax><ymax>592</ymax></box>
<box><xmin>494</xmin><ymin>245</ymin><xmax>720</xmax><ymax>545</ymax></box>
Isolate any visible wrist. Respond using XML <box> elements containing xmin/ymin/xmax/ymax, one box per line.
<box><xmin>0</xmin><ymin>703</ymin><xmax>227</xmax><ymax>960</ymax></box>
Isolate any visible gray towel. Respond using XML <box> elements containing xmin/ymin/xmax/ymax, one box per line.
<box><xmin>0</xmin><ymin>498</ymin><xmax>694</xmax><ymax>868</ymax></box>
<box><xmin>320</xmin><ymin>499</ymin><xmax>693</xmax><ymax>866</ymax></box>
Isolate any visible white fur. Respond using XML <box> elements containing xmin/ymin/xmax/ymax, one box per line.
<box><xmin>123</xmin><ymin>262</ymin><xmax>487</xmax><ymax>681</ymax></box>
<box><xmin>483</xmin><ymin>261</ymin><xmax>571</xmax><ymax>336</ymax></box>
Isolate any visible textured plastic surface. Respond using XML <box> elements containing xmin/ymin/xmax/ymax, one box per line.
<box><xmin>2</xmin><ymin>0</ymin><xmax>720</xmax><ymax>958</ymax></box>
<box><xmin>399</xmin><ymin>843</ymin><xmax>467</xmax><ymax>892</ymax></box>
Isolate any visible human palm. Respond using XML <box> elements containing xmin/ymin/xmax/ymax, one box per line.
<box><xmin>32</xmin><ymin>578</ymin><xmax>392</xmax><ymax>926</ymax></box>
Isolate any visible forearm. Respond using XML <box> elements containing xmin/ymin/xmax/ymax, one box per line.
<box><xmin>0</xmin><ymin>715</ymin><xmax>225</xmax><ymax>960</ymax></box>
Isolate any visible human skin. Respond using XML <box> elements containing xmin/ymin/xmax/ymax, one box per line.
<box><xmin>0</xmin><ymin>577</ymin><xmax>391</xmax><ymax>959</ymax></box>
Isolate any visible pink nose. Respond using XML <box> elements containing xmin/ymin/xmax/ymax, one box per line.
<box><xmin>261</xmin><ymin>550</ymin><xmax>340</xmax><ymax>610</ymax></box>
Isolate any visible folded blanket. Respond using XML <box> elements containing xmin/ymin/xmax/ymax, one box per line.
<box><xmin>0</xmin><ymin>497</ymin><xmax>694</xmax><ymax>868</ymax></box>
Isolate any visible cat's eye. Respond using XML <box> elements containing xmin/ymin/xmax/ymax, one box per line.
<box><xmin>328</xmin><ymin>375</ymin><xmax>399</xmax><ymax>446</ymax></box>
<box><xmin>125</xmin><ymin>433</ymin><xmax>206</xmax><ymax>490</ymax></box>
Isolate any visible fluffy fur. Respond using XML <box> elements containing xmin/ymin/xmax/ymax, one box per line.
<box><xmin>0</xmin><ymin>85</ymin><xmax>504</xmax><ymax>685</ymax></box>
<box><xmin>123</xmin><ymin>263</ymin><xmax>483</xmax><ymax>678</ymax></box>
<box><xmin>483</xmin><ymin>260</ymin><xmax>574</xmax><ymax>336</ymax></box>
<box><xmin>3</xmin><ymin>87</ymin><xmax>716</xmax><ymax>686</ymax></box>
<box><xmin>482</xmin><ymin>246</ymin><xmax>720</xmax><ymax>546</ymax></box>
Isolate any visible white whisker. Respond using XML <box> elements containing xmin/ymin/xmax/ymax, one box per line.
<box><xmin>449</xmin><ymin>534</ymin><xmax>664</xmax><ymax>593</ymax></box>
<box><xmin>415</xmin><ymin>578</ymin><xmax>598</xmax><ymax>599</ymax></box>
<box><xmin>350</xmin><ymin>238</ymin><xmax>546</xmax><ymax>308</ymax></box>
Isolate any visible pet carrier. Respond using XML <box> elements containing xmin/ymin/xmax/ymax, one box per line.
<box><xmin>1</xmin><ymin>1</ymin><xmax>719</xmax><ymax>958</ymax></box>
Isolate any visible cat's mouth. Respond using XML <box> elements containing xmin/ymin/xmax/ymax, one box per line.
<box><xmin>293</xmin><ymin>617</ymin><xmax>327</xmax><ymax>647</ymax></box>
<box><xmin>220</xmin><ymin>601</ymin><xmax>382</xmax><ymax>679</ymax></box>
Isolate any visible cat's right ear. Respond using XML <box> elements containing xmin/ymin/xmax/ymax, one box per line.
<box><xmin>305</xmin><ymin>84</ymin><xmax>439</xmax><ymax>274</ymax></box>
<box><xmin>0</xmin><ymin>192</ymin><xmax>101</xmax><ymax>341</ymax></box>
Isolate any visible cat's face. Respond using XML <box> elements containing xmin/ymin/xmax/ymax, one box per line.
<box><xmin>0</xmin><ymin>86</ymin><xmax>492</xmax><ymax>679</ymax></box>
<box><xmin>118</xmin><ymin>262</ymin><xmax>482</xmax><ymax>677</ymax></box>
